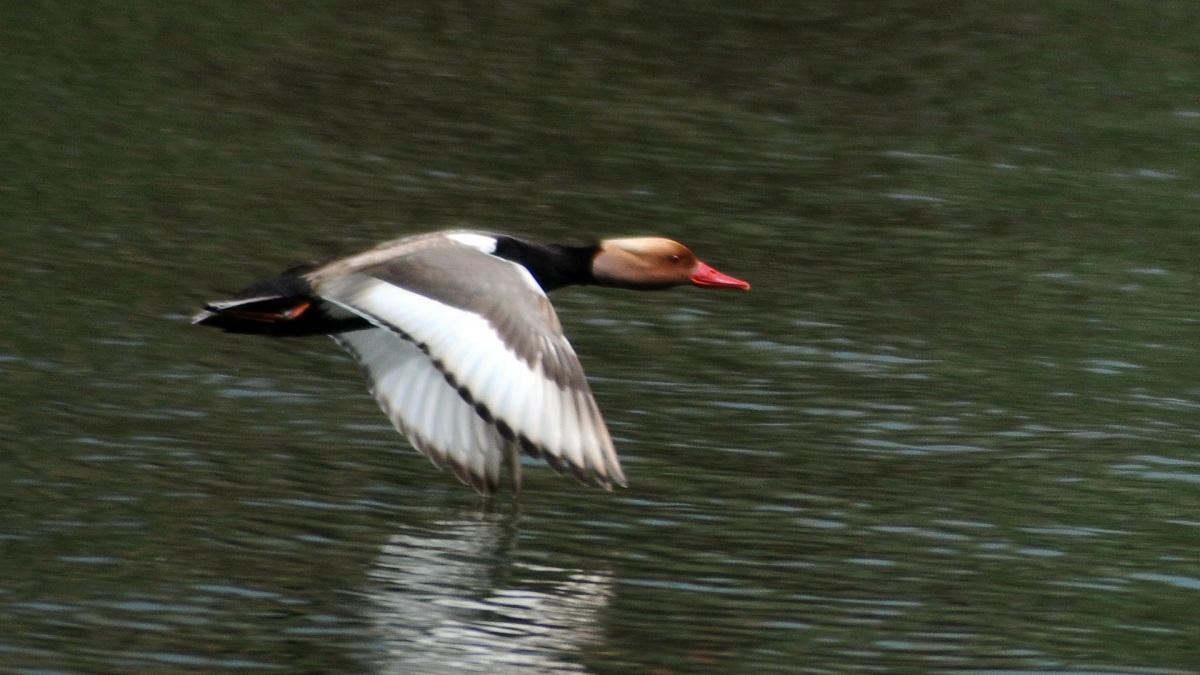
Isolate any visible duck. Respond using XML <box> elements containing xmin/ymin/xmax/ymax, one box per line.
<box><xmin>193</xmin><ymin>231</ymin><xmax>750</xmax><ymax>494</ymax></box>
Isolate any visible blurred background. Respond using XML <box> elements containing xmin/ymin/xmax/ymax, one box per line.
<box><xmin>3</xmin><ymin>1</ymin><xmax>1200</xmax><ymax>672</ymax></box>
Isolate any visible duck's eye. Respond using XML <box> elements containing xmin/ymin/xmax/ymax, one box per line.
<box><xmin>668</xmin><ymin>253</ymin><xmax>683</xmax><ymax>264</ymax></box>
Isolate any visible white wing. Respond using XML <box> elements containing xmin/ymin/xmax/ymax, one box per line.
<box><xmin>320</xmin><ymin>274</ymin><xmax>624</xmax><ymax>492</ymax></box>
<box><xmin>334</xmin><ymin>328</ymin><xmax>513</xmax><ymax>493</ymax></box>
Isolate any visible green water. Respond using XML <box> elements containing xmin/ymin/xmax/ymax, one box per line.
<box><xmin>3</xmin><ymin>2</ymin><xmax>1200</xmax><ymax>672</ymax></box>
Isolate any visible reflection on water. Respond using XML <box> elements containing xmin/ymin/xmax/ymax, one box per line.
<box><xmin>366</xmin><ymin>515</ymin><xmax>611</xmax><ymax>674</ymax></box>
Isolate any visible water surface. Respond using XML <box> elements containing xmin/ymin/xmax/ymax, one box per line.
<box><xmin>3</xmin><ymin>2</ymin><xmax>1200</xmax><ymax>673</ymax></box>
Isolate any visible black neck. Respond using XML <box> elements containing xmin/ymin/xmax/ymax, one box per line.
<box><xmin>492</xmin><ymin>236</ymin><xmax>599</xmax><ymax>291</ymax></box>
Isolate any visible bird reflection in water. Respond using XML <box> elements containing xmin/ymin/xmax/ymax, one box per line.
<box><xmin>364</xmin><ymin>513</ymin><xmax>613</xmax><ymax>674</ymax></box>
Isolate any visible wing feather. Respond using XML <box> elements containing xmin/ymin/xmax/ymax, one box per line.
<box><xmin>334</xmin><ymin>329</ymin><xmax>506</xmax><ymax>492</ymax></box>
<box><xmin>318</xmin><ymin>249</ymin><xmax>623</xmax><ymax>492</ymax></box>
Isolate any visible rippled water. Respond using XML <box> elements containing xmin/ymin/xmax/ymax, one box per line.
<box><xmin>4</xmin><ymin>2</ymin><xmax>1200</xmax><ymax>673</ymax></box>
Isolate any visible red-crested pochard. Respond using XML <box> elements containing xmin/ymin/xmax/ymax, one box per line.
<box><xmin>194</xmin><ymin>231</ymin><xmax>749</xmax><ymax>494</ymax></box>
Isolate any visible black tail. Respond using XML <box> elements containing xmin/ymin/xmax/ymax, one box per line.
<box><xmin>193</xmin><ymin>272</ymin><xmax>368</xmax><ymax>337</ymax></box>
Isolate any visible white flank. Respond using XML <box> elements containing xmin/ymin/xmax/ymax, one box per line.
<box><xmin>320</xmin><ymin>274</ymin><xmax>624</xmax><ymax>490</ymax></box>
<box><xmin>445</xmin><ymin>232</ymin><xmax>498</xmax><ymax>254</ymax></box>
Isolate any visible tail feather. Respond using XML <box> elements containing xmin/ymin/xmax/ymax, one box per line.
<box><xmin>193</xmin><ymin>295</ymin><xmax>315</xmax><ymax>334</ymax></box>
<box><xmin>194</xmin><ymin>272</ymin><xmax>368</xmax><ymax>337</ymax></box>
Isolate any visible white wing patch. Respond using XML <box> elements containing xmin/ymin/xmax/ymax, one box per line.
<box><xmin>445</xmin><ymin>232</ymin><xmax>498</xmax><ymax>254</ymax></box>
<box><xmin>320</xmin><ymin>274</ymin><xmax>624</xmax><ymax>493</ymax></box>
<box><xmin>334</xmin><ymin>328</ymin><xmax>509</xmax><ymax>493</ymax></box>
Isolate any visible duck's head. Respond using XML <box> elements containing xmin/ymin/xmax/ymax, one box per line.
<box><xmin>592</xmin><ymin>237</ymin><xmax>750</xmax><ymax>291</ymax></box>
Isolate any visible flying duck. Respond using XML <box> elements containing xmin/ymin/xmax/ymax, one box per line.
<box><xmin>193</xmin><ymin>231</ymin><xmax>749</xmax><ymax>494</ymax></box>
